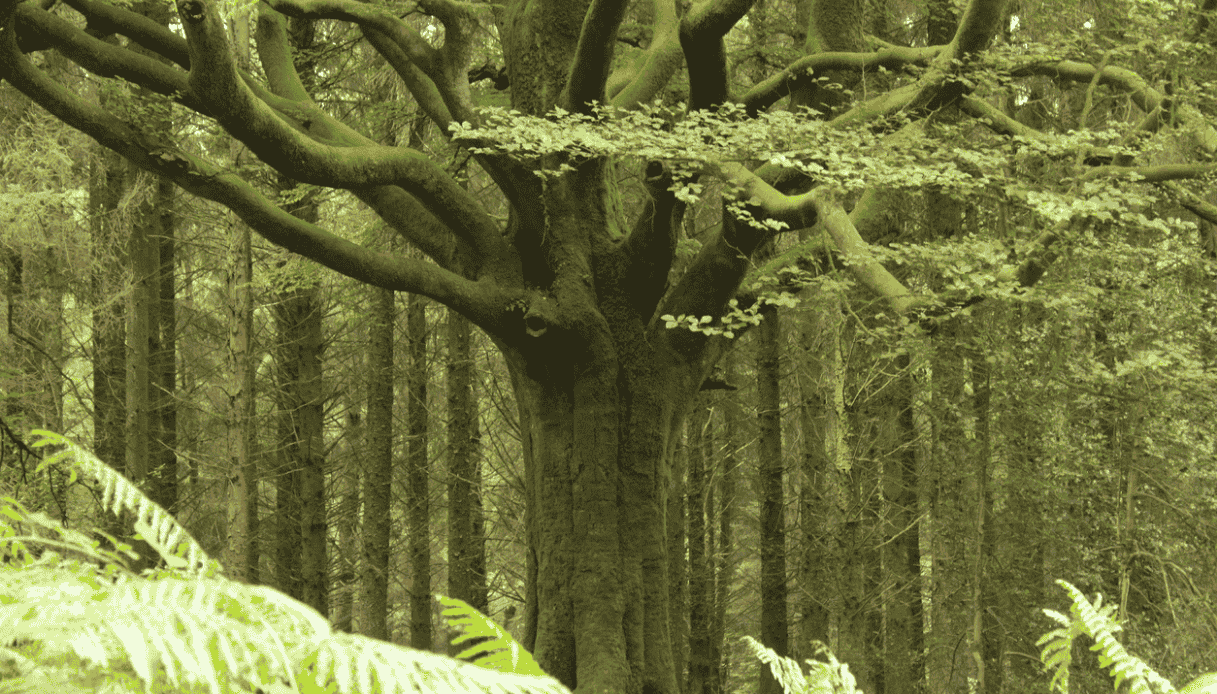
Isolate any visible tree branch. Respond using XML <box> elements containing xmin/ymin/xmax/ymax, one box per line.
<box><xmin>658</xmin><ymin>160</ymin><xmax>816</xmax><ymax>332</ymax></box>
<box><xmin>1165</xmin><ymin>182</ymin><xmax>1217</xmax><ymax>226</ymax></box>
<box><xmin>813</xmin><ymin>188</ymin><xmax>922</xmax><ymax>314</ymax></box>
<box><xmin>14</xmin><ymin>4</ymin><xmax>201</xmax><ymax>108</ymax></box>
<box><xmin>1079</xmin><ymin>162</ymin><xmax>1217</xmax><ymax>183</ymax></box>
<box><xmin>608</xmin><ymin>0</ymin><xmax>683</xmax><ymax>110</ymax></box>
<box><xmin>1009</xmin><ymin>60</ymin><xmax>1162</xmax><ymax>115</ymax></box>
<box><xmin>679</xmin><ymin>0</ymin><xmax>757</xmax><ymax>110</ymax></box>
<box><xmin>266</xmin><ymin>1</ymin><xmax>539</xmax><ymax>227</ymax></box>
<box><xmin>615</xmin><ymin>161</ymin><xmax>686</xmax><ymax>317</ymax></box>
<box><xmin>742</xmin><ymin>46</ymin><xmax>941</xmax><ymax>114</ymax></box>
<box><xmin>60</xmin><ymin>0</ymin><xmax>190</xmax><ymax>68</ymax></box>
<box><xmin>832</xmin><ymin>0</ymin><xmax>1007</xmax><ymax>124</ymax></box>
<box><xmin>172</xmin><ymin>0</ymin><xmax>517</xmax><ymax>275</ymax></box>
<box><xmin>265</xmin><ymin>0</ymin><xmax>483</xmax><ymax>126</ymax></box>
<box><xmin>0</xmin><ymin>21</ymin><xmax>514</xmax><ymax>332</ymax></box>
<box><xmin>262</xmin><ymin>0</ymin><xmax>440</xmax><ymax>75</ymax></box>
<box><xmin>563</xmin><ymin>0</ymin><xmax>630</xmax><ymax>111</ymax></box>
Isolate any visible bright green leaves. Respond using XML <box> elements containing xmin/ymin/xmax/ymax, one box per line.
<box><xmin>1038</xmin><ymin>580</ymin><xmax>1177</xmax><ymax>694</ymax></box>
<box><xmin>662</xmin><ymin>293</ymin><xmax>803</xmax><ymax>339</ymax></box>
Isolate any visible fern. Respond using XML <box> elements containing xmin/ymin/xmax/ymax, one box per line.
<box><xmin>740</xmin><ymin>636</ymin><xmax>863</xmax><ymax>694</ymax></box>
<box><xmin>1036</xmin><ymin>579</ymin><xmax>1176</xmax><ymax>694</ymax></box>
<box><xmin>438</xmin><ymin>596</ymin><xmax>546</xmax><ymax>677</ymax></box>
<box><xmin>0</xmin><ymin>431</ymin><xmax>572</xmax><ymax>694</ymax></box>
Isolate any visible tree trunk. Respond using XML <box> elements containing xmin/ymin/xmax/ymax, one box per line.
<box><xmin>151</xmin><ymin>174</ymin><xmax>178</xmax><ymax>514</ymax></box>
<box><xmin>223</xmin><ymin>213</ymin><xmax>258</xmax><ymax>584</ymax></box>
<box><xmin>89</xmin><ymin>143</ymin><xmax>128</xmax><ymax>543</ymax></box>
<box><xmin>362</xmin><ymin>283</ymin><xmax>394</xmax><ymax>640</ymax></box>
<box><xmin>880</xmin><ymin>355</ymin><xmax>923</xmax><ymax>694</ymax></box>
<box><xmin>507</xmin><ymin>323</ymin><xmax>698</xmax><ymax>694</ymax></box>
<box><xmin>687</xmin><ymin>400</ymin><xmax>712</xmax><ymax>694</ymax></box>
<box><xmin>757</xmin><ymin>304</ymin><xmax>789</xmax><ymax>694</ymax></box>
<box><xmin>448</xmin><ymin>308</ymin><xmax>486</xmax><ymax>617</ymax></box>
<box><xmin>407</xmin><ymin>291</ymin><xmax>432</xmax><ymax>650</ymax></box>
<box><xmin>712</xmin><ymin>357</ymin><xmax>741</xmax><ymax>694</ymax></box>
<box><xmin>668</xmin><ymin>420</ymin><xmax>688</xmax><ymax>692</ymax></box>
<box><xmin>334</xmin><ymin>403</ymin><xmax>361</xmax><ymax>633</ymax></box>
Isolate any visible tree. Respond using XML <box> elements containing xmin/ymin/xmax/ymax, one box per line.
<box><xmin>6</xmin><ymin>0</ymin><xmax>1217</xmax><ymax>690</ymax></box>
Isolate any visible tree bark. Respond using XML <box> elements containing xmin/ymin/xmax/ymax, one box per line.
<box><xmin>362</xmin><ymin>283</ymin><xmax>394</xmax><ymax>640</ymax></box>
<box><xmin>407</xmin><ymin>291</ymin><xmax>432</xmax><ymax>650</ymax></box>
<box><xmin>757</xmin><ymin>304</ymin><xmax>788</xmax><ymax>694</ymax></box>
<box><xmin>687</xmin><ymin>400</ymin><xmax>712</xmax><ymax>694</ymax></box>
<box><xmin>223</xmin><ymin>212</ymin><xmax>258</xmax><ymax>584</ymax></box>
<box><xmin>448</xmin><ymin>308</ymin><xmax>486</xmax><ymax>614</ymax></box>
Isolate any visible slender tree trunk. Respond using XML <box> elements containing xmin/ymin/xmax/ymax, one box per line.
<box><xmin>224</xmin><ymin>213</ymin><xmax>258</xmax><ymax>584</ymax></box>
<box><xmin>448</xmin><ymin>307</ymin><xmax>486</xmax><ymax>651</ymax></box>
<box><xmin>334</xmin><ymin>404</ymin><xmax>362</xmax><ymax>633</ymax></box>
<box><xmin>273</xmin><ymin>288</ymin><xmax>303</xmax><ymax>601</ymax></box>
<box><xmin>362</xmin><ymin>283</ymin><xmax>394</xmax><ymax>640</ymax></box>
<box><xmin>969</xmin><ymin>337</ymin><xmax>991</xmax><ymax>693</ymax></box>
<box><xmin>668</xmin><ymin>420</ymin><xmax>689</xmax><ymax>691</ymax></box>
<box><xmin>797</xmin><ymin>299</ymin><xmax>830</xmax><ymax>662</ymax></box>
<box><xmin>89</xmin><ymin>143</ymin><xmax>128</xmax><ymax>542</ymax></box>
<box><xmin>407</xmin><ymin>291</ymin><xmax>432</xmax><ymax>650</ymax></box>
<box><xmin>711</xmin><ymin>357</ymin><xmax>741</xmax><ymax>694</ymax></box>
<box><xmin>127</xmin><ymin>173</ymin><xmax>155</xmax><ymax>499</ymax></box>
<box><xmin>757</xmin><ymin>304</ymin><xmax>788</xmax><ymax>694</ymax></box>
<box><xmin>882</xmin><ymin>354</ymin><xmax>923</xmax><ymax>694</ymax></box>
<box><xmin>296</xmin><ymin>287</ymin><xmax>326</xmax><ymax>616</ymax></box>
<box><xmin>687</xmin><ymin>399</ymin><xmax>712</xmax><ymax>694</ymax></box>
<box><xmin>151</xmin><ymin>175</ymin><xmax>177</xmax><ymax>514</ymax></box>
<box><xmin>271</xmin><ymin>235</ymin><xmax>326</xmax><ymax>614</ymax></box>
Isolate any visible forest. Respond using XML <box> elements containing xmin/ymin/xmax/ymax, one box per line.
<box><xmin>2</xmin><ymin>0</ymin><xmax>1217</xmax><ymax>690</ymax></box>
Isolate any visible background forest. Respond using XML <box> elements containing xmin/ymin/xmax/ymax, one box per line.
<box><xmin>2</xmin><ymin>0</ymin><xmax>1217</xmax><ymax>691</ymax></box>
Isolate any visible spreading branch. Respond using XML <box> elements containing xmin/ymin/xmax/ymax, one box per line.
<box><xmin>678</xmin><ymin>0</ymin><xmax>757</xmax><ymax>110</ymax></box>
<box><xmin>563</xmin><ymin>0</ymin><xmax>630</xmax><ymax>110</ymax></box>
<box><xmin>813</xmin><ymin>189</ymin><xmax>922</xmax><ymax>315</ymax></box>
<box><xmin>608</xmin><ymin>0</ymin><xmax>684</xmax><ymax>110</ymax></box>
<box><xmin>1079</xmin><ymin>163</ymin><xmax>1217</xmax><ymax>183</ymax></box>
<box><xmin>173</xmin><ymin>0</ymin><xmax>515</xmax><ymax>272</ymax></box>
<box><xmin>833</xmin><ymin>0</ymin><xmax>1008</xmax><ymax>124</ymax></box>
<box><xmin>742</xmin><ymin>46</ymin><xmax>941</xmax><ymax>114</ymax></box>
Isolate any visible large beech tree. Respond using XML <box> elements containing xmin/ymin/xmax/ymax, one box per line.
<box><xmin>4</xmin><ymin>0</ymin><xmax>1217</xmax><ymax>690</ymax></box>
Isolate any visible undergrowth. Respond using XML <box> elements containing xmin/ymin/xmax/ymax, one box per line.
<box><xmin>0</xmin><ymin>431</ymin><xmax>1213</xmax><ymax>694</ymax></box>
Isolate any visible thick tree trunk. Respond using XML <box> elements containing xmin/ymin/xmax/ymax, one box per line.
<box><xmin>508</xmin><ymin>323</ymin><xmax>694</xmax><ymax>694</ymax></box>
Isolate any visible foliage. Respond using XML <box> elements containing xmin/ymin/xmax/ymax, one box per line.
<box><xmin>741</xmin><ymin>636</ymin><xmax>863</xmax><ymax>694</ymax></box>
<box><xmin>0</xmin><ymin>432</ymin><xmax>572</xmax><ymax>694</ymax></box>
<box><xmin>1037</xmin><ymin>579</ymin><xmax>1179</xmax><ymax>694</ymax></box>
<box><xmin>438</xmin><ymin>595</ymin><xmax>546</xmax><ymax>677</ymax></box>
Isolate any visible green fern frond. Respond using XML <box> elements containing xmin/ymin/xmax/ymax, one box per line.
<box><xmin>1036</xmin><ymin>580</ymin><xmax>1176</xmax><ymax>694</ymax></box>
<box><xmin>28</xmin><ymin>429</ymin><xmax>221</xmax><ymax>578</ymax></box>
<box><xmin>0</xmin><ymin>431</ymin><xmax>573</xmax><ymax>694</ymax></box>
<box><xmin>740</xmin><ymin>636</ymin><xmax>863</xmax><ymax>694</ymax></box>
<box><xmin>1181</xmin><ymin>673</ymin><xmax>1217</xmax><ymax>694</ymax></box>
<box><xmin>438</xmin><ymin>596</ymin><xmax>548</xmax><ymax>677</ymax></box>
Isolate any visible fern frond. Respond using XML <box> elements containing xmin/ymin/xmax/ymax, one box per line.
<box><xmin>1037</xmin><ymin>580</ymin><xmax>1176</xmax><ymax>694</ymax></box>
<box><xmin>1181</xmin><ymin>673</ymin><xmax>1217</xmax><ymax>694</ymax></box>
<box><xmin>0</xmin><ymin>432</ymin><xmax>573</xmax><ymax>694</ymax></box>
<box><xmin>27</xmin><ymin>429</ymin><xmax>221</xmax><ymax>577</ymax></box>
<box><xmin>740</xmin><ymin>636</ymin><xmax>863</xmax><ymax>694</ymax></box>
<box><xmin>438</xmin><ymin>596</ymin><xmax>547</xmax><ymax>677</ymax></box>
